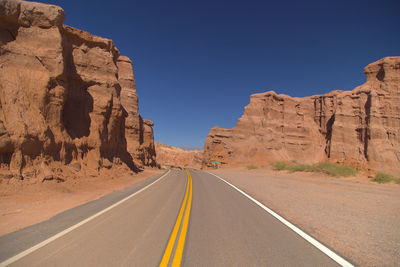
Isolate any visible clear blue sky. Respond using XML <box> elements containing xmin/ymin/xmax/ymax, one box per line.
<box><xmin>41</xmin><ymin>0</ymin><xmax>399</xmax><ymax>147</ymax></box>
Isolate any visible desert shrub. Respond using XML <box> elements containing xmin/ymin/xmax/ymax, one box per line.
<box><xmin>316</xmin><ymin>162</ymin><xmax>357</xmax><ymax>177</ymax></box>
<box><xmin>285</xmin><ymin>164</ymin><xmax>303</xmax><ymax>172</ymax></box>
<box><xmin>373</xmin><ymin>172</ymin><xmax>395</xmax><ymax>184</ymax></box>
<box><xmin>271</xmin><ymin>161</ymin><xmax>356</xmax><ymax>177</ymax></box>
<box><xmin>247</xmin><ymin>165</ymin><xmax>258</xmax><ymax>170</ymax></box>
<box><xmin>271</xmin><ymin>162</ymin><xmax>288</xmax><ymax>170</ymax></box>
<box><xmin>287</xmin><ymin>163</ymin><xmax>318</xmax><ymax>172</ymax></box>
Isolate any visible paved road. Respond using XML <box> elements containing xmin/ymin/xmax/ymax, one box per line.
<box><xmin>0</xmin><ymin>170</ymin><xmax>348</xmax><ymax>266</ymax></box>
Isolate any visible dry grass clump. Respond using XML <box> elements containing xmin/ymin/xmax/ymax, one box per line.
<box><xmin>247</xmin><ymin>165</ymin><xmax>258</xmax><ymax>170</ymax></box>
<box><xmin>373</xmin><ymin>172</ymin><xmax>400</xmax><ymax>184</ymax></box>
<box><xmin>271</xmin><ymin>161</ymin><xmax>357</xmax><ymax>177</ymax></box>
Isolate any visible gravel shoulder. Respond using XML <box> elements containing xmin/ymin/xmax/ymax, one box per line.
<box><xmin>0</xmin><ymin>168</ymin><xmax>162</xmax><ymax>237</ymax></box>
<box><xmin>210</xmin><ymin>168</ymin><xmax>400</xmax><ymax>266</ymax></box>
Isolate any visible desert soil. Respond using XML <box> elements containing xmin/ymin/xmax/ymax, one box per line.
<box><xmin>0</xmin><ymin>168</ymin><xmax>162</xmax><ymax>237</ymax></box>
<box><xmin>210</xmin><ymin>167</ymin><xmax>400</xmax><ymax>267</ymax></box>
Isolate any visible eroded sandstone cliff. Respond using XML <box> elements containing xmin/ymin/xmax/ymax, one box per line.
<box><xmin>203</xmin><ymin>57</ymin><xmax>400</xmax><ymax>175</ymax></box>
<box><xmin>0</xmin><ymin>0</ymin><xmax>155</xmax><ymax>181</ymax></box>
<box><xmin>117</xmin><ymin>56</ymin><xmax>156</xmax><ymax>167</ymax></box>
<box><xmin>155</xmin><ymin>142</ymin><xmax>203</xmax><ymax>169</ymax></box>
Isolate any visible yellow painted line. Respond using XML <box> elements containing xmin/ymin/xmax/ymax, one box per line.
<box><xmin>172</xmin><ymin>171</ymin><xmax>193</xmax><ymax>266</ymax></box>
<box><xmin>159</xmin><ymin>172</ymin><xmax>190</xmax><ymax>267</ymax></box>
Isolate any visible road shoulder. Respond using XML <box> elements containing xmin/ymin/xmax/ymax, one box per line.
<box><xmin>0</xmin><ymin>169</ymin><xmax>166</xmax><ymax>262</ymax></box>
<box><xmin>209</xmin><ymin>168</ymin><xmax>400</xmax><ymax>266</ymax></box>
<box><xmin>0</xmin><ymin>168</ymin><xmax>163</xmax><ymax>237</ymax></box>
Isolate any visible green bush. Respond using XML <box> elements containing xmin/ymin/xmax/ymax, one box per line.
<box><xmin>272</xmin><ymin>162</ymin><xmax>400</xmax><ymax>183</ymax></box>
<box><xmin>271</xmin><ymin>161</ymin><xmax>357</xmax><ymax>177</ymax></box>
<box><xmin>287</xmin><ymin>163</ymin><xmax>318</xmax><ymax>172</ymax></box>
<box><xmin>247</xmin><ymin>165</ymin><xmax>258</xmax><ymax>170</ymax></box>
<box><xmin>373</xmin><ymin>172</ymin><xmax>395</xmax><ymax>184</ymax></box>
<box><xmin>315</xmin><ymin>162</ymin><xmax>357</xmax><ymax>177</ymax></box>
<box><xmin>271</xmin><ymin>162</ymin><xmax>288</xmax><ymax>170</ymax></box>
<box><xmin>372</xmin><ymin>173</ymin><xmax>400</xmax><ymax>185</ymax></box>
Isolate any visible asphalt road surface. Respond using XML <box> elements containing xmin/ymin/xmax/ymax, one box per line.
<box><xmin>0</xmin><ymin>170</ymin><xmax>351</xmax><ymax>266</ymax></box>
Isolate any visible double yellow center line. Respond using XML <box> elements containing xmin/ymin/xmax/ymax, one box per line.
<box><xmin>160</xmin><ymin>170</ymin><xmax>193</xmax><ymax>267</ymax></box>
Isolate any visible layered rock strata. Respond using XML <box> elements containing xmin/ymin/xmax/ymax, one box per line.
<box><xmin>155</xmin><ymin>142</ymin><xmax>203</xmax><ymax>169</ymax></box>
<box><xmin>203</xmin><ymin>57</ymin><xmax>400</xmax><ymax>175</ymax></box>
<box><xmin>117</xmin><ymin>56</ymin><xmax>156</xmax><ymax>167</ymax></box>
<box><xmin>0</xmin><ymin>0</ymin><xmax>155</xmax><ymax>180</ymax></box>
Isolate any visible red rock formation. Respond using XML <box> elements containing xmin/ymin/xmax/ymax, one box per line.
<box><xmin>203</xmin><ymin>57</ymin><xmax>400</xmax><ymax>175</ymax></box>
<box><xmin>138</xmin><ymin>118</ymin><xmax>156</xmax><ymax>167</ymax></box>
<box><xmin>155</xmin><ymin>142</ymin><xmax>203</xmax><ymax>169</ymax></box>
<box><xmin>0</xmin><ymin>0</ymin><xmax>155</xmax><ymax>180</ymax></box>
<box><xmin>117</xmin><ymin>56</ymin><xmax>156</xmax><ymax>167</ymax></box>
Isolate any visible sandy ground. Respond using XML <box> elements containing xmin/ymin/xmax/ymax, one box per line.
<box><xmin>210</xmin><ymin>167</ymin><xmax>400</xmax><ymax>267</ymax></box>
<box><xmin>0</xmin><ymin>168</ymin><xmax>162</xmax><ymax>237</ymax></box>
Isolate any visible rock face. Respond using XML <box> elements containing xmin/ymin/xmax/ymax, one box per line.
<box><xmin>117</xmin><ymin>56</ymin><xmax>156</xmax><ymax>167</ymax></box>
<box><xmin>0</xmin><ymin>0</ymin><xmax>155</xmax><ymax>180</ymax></box>
<box><xmin>203</xmin><ymin>57</ymin><xmax>400</xmax><ymax>175</ymax></box>
<box><xmin>155</xmin><ymin>142</ymin><xmax>203</xmax><ymax>169</ymax></box>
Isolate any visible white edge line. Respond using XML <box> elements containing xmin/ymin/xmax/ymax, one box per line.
<box><xmin>206</xmin><ymin>171</ymin><xmax>354</xmax><ymax>267</ymax></box>
<box><xmin>0</xmin><ymin>170</ymin><xmax>171</xmax><ymax>267</ymax></box>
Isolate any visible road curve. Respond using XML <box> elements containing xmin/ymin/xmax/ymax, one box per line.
<box><xmin>0</xmin><ymin>170</ymin><xmax>348</xmax><ymax>266</ymax></box>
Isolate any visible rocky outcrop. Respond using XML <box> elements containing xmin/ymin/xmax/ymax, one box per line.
<box><xmin>139</xmin><ymin>118</ymin><xmax>156</xmax><ymax>167</ymax></box>
<box><xmin>0</xmin><ymin>0</ymin><xmax>155</xmax><ymax>180</ymax></box>
<box><xmin>203</xmin><ymin>57</ymin><xmax>400</xmax><ymax>175</ymax></box>
<box><xmin>117</xmin><ymin>56</ymin><xmax>156</xmax><ymax>167</ymax></box>
<box><xmin>155</xmin><ymin>142</ymin><xmax>203</xmax><ymax>169</ymax></box>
